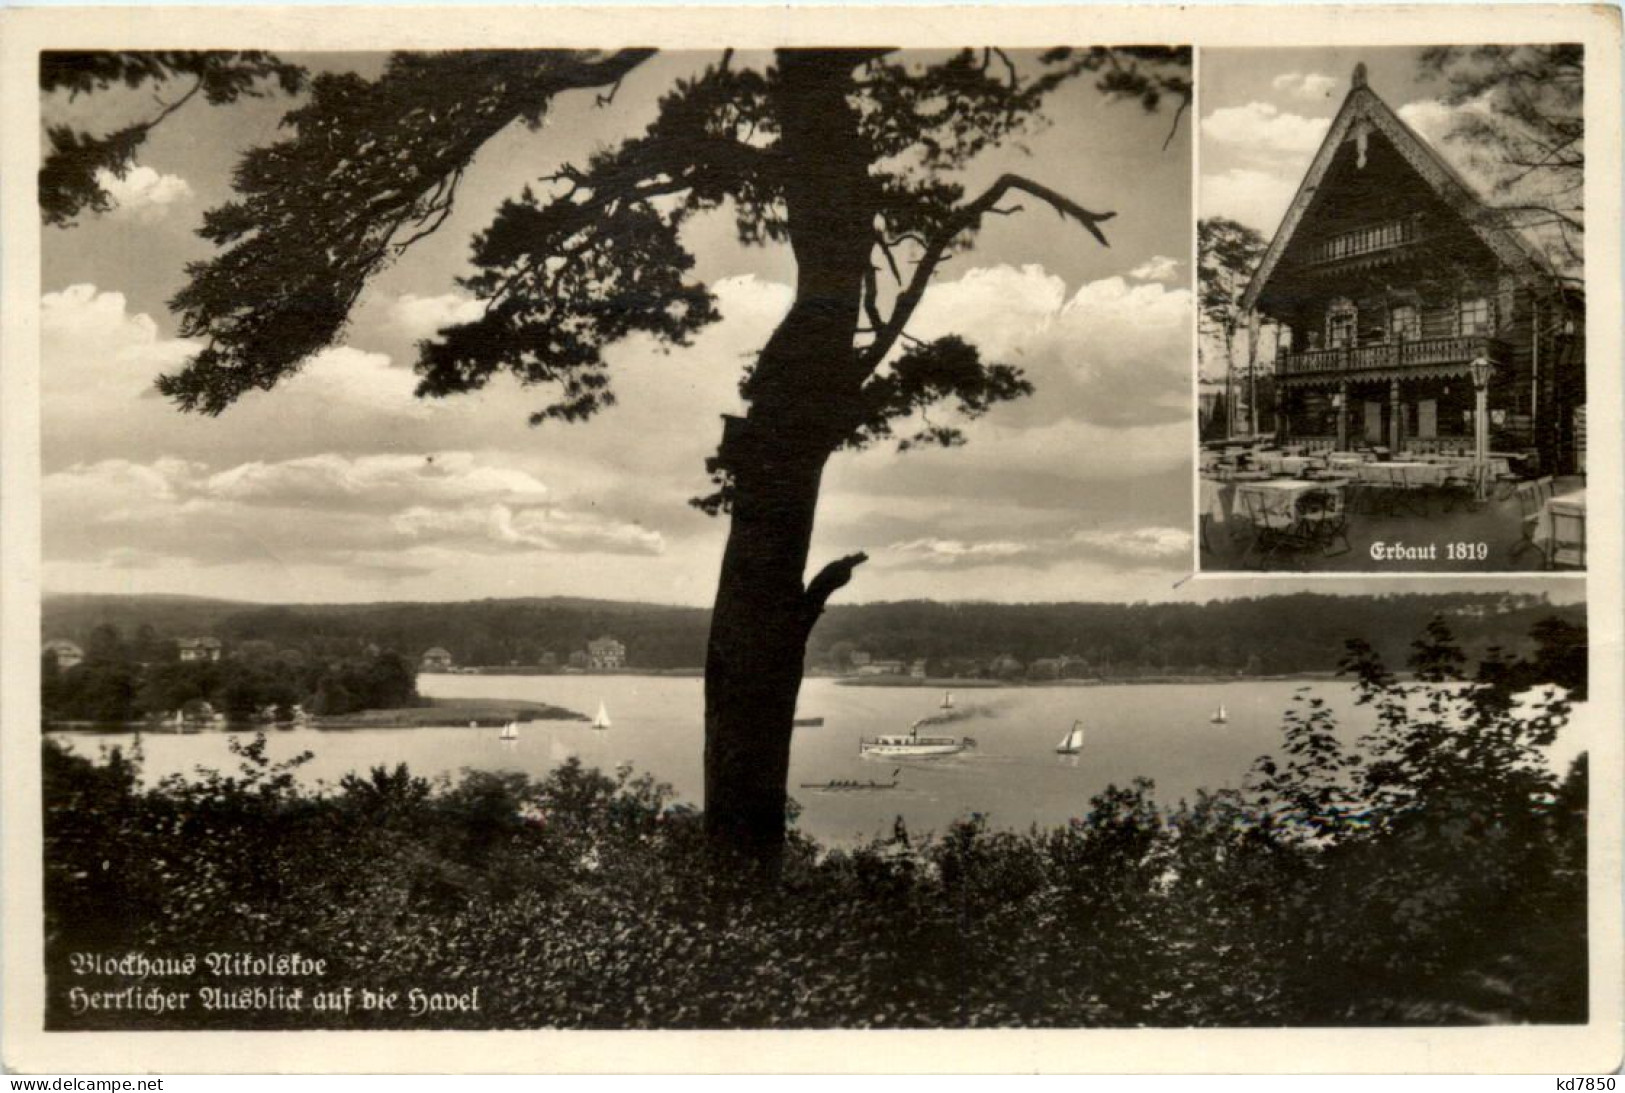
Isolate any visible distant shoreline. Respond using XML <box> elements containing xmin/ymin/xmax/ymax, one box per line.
<box><xmin>431</xmin><ymin>670</ymin><xmax>1349</xmax><ymax>686</ymax></box>
<box><xmin>45</xmin><ymin>697</ymin><xmax>589</xmax><ymax>734</ymax></box>
<box><xmin>832</xmin><ymin>672</ymin><xmax>1346</xmax><ymax>688</ymax></box>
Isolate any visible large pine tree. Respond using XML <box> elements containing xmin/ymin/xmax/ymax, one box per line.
<box><xmin>46</xmin><ymin>46</ymin><xmax>1189</xmax><ymax>875</ymax></box>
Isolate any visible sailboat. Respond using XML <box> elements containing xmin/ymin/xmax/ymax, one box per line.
<box><xmin>1209</xmin><ymin>704</ymin><xmax>1228</xmax><ymax>725</ymax></box>
<box><xmin>591</xmin><ymin>700</ymin><xmax>612</xmax><ymax>731</ymax></box>
<box><xmin>940</xmin><ymin>690</ymin><xmax>955</xmax><ymax>712</ymax></box>
<box><xmin>499</xmin><ymin>720</ymin><xmax>520</xmax><ymax>741</ymax></box>
<box><xmin>1055</xmin><ymin>720</ymin><xmax>1085</xmax><ymax>755</ymax></box>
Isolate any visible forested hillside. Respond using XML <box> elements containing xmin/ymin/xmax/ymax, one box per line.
<box><xmin>42</xmin><ymin>591</ymin><xmax>1583</xmax><ymax>680</ymax></box>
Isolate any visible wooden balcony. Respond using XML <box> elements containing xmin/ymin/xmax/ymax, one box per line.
<box><xmin>1278</xmin><ymin>335</ymin><xmax>1509</xmax><ymax>378</ymax></box>
<box><xmin>1304</xmin><ymin>218</ymin><xmax>1420</xmax><ymax>266</ymax></box>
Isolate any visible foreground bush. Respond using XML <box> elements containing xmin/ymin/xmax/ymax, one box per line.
<box><xmin>43</xmin><ymin>623</ymin><xmax>1586</xmax><ymax>1029</ymax></box>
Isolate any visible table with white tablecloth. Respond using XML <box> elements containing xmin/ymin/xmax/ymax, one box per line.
<box><xmin>1231</xmin><ymin>478</ymin><xmax>1349</xmax><ymax>521</ymax></box>
<box><xmin>1254</xmin><ymin>453</ymin><xmax>1317</xmax><ymax>476</ymax></box>
<box><xmin>1403</xmin><ymin>453</ymin><xmax>1514</xmax><ymax>482</ymax></box>
<box><xmin>1354</xmin><ymin>461</ymin><xmax>1449</xmax><ymax>488</ymax></box>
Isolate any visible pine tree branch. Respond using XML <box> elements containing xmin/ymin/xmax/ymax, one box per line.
<box><xmin>803</xmin><ymin>552</ymin><xmax>869</xmax><ymax>620</ymax></box>
<box><xmin>863</xmin><ymin>173</ymin><xmax>1113</xmax><ymax>369</ymax></box>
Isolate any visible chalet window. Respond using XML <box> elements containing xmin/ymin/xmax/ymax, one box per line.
<box><xmin>1391</xmin><ymin>305</ymin><xmax>1420</xmax><ymax>342</ymax></box>
<box><xmin>1327</xmin><ymin>299</ymin><xmax>1356</xmax><ymax>349</ymax></box>
<box><xmin>1459</xmin><ymin>296</ymin><xmax>1492</xmax><ymax>335</ymax></box>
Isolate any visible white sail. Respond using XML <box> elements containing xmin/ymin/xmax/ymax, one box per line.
<box><xmin>592</xmin><ymin>701</ymin><xmax>612</xmax><ymax>730</ymax></box>
<box><xmin>1210</xmin><ymin>704</ymin><xmax>1228</xmax><ymax>724</ymax></box>
<box><xmin>500</xmin><ymin>720</ymin><xmax>519</xmax><ymax>741</ymax></box>
<box><xmin>1057</xmin><ymin>722</ymin><xmax>1085</xmax><ymax>753</ymax></box>
<box><xmin>941</xmin><ymin>690</ymin><xmax>955</xmax><ymax>710</ymax></box>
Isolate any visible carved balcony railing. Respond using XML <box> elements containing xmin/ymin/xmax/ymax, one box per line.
<box><xmin>1278</xmin><ymin>335</ymin><xmax>1509</xmax><ymax>378</ymax></box>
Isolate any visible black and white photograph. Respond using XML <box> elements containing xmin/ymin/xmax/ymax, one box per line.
<box><xmin>1</xmin><ymin>5</ymin><xmax>1621</xmax><ymax>1078</ymax></box>
<box><xmin>1198</xmin><ymin>46</ymin><xmax>1589</xmax><ymax>573</ymax></box>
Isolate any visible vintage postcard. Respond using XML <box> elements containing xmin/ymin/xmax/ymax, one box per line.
<box><xmin>1</xmin><ymin>3</ymin><xmax>1620</xmax><ymax>1075</ymax></box>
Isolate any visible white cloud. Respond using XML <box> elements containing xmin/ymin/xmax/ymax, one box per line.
<box><xmin>1201</xmin><ymin>167</ymin><xmax>1298</xmax><ymax>237</ymax></box>
<box><xmin>393</xmin><ymin>502</ymin><xmax>664</xmax><ymax>556</ymax></box>
<box><xmin>39</xmin><ymin>265</ymin><xmax>1190</xmax><ymax>601</ymax></box>
<box><xmin>1071</xmin><ymin>526</ymin><xmax>1191</xmax><ymax>559</ymax></box>
<box><xmin>1128</xmin><ymin>255</ymin><xmax>1182</xmax><ymax>283</ymax></box>
<box><xmin>1271</xmin><ymin>72</ymin><xmax>1338</xmax><ymax>101</ymax></box>
<box><xmin>1396</xmin><ymin>96</ymin><xmax>1505</xmax><ymax>194</ymax></box>
<box><xmin>204</xmin><ymin>451</ymin><xmax>550</xmax><ymax>510</ymax></box>
<box><xmin>1202</xmin><ymin>102</ymin><xmax>1330</xmax><ymax>156</ymax></box>
<box><xmin>1397</xmin><ymin>98</ymin><xmax>1470</xmax><ymax>148</ymax></box>
<box><xmin>388</xmin><ymin>292</ymin><xmax>487</xmax><ymax>340</ymax></box>
<box><xmin>285</xmin><ymin>345</ymin><xmax>428</xmax><ymax>417</ymax></box>
<box><xmin>886</xmin><ymin>537</ymin><xmax>1034</xmax><ymax>565</ymax></box>
<box><xmin>44</xmin><ymin>452</ymin><xmax>664</xmax><ymax>574</ymax></box>
<box><xmin>881</xmin><ymin>524</ymin><xmax>1191</xmax><ymax>571</ymax></box>
<box><xmin>42</xmin><ymin>283</ymin><xmax>196</xmax><ymax>397</ymax></box>
<box><xmin>889</xmin><ymin>265</ymin><xmax>1192</xmax><ymax>430</ymax></box>
<box><xmin>893</xmin><ymin>265</ymin><xmax>1069</xmax><ymax>362</ymax></box>
<box><xmin>94</xmin><ymin>165</ymin><xmax>193</xmax><ymax>221</ymax></box>
<box><xmin>40</xmin><ymin>285</ymin><xmax>442</xmax><ymax>470</ymax></box>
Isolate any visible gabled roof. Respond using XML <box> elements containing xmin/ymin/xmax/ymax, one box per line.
<box><xmin>1241</xmin><ymin>63</ymin><xmax>1547</xmax><ymax>312</ymax></box>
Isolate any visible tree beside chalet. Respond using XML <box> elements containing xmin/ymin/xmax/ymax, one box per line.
<box><xmin>1243</xmin><ymin>64</ymin><xmax>1585</xmax><ymax>474</ymax></box>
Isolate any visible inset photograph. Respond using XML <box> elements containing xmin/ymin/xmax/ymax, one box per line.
<box><xmin>1197</xmin><ymin>47</ymin><xmax>1586</xmax><ymax>572</ymax></box>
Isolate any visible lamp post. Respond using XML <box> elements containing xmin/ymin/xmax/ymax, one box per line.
<box><xmin>1469</xmin><ymin>355</ymin><xmax>1494</xmax><ymax>501</ymax></box>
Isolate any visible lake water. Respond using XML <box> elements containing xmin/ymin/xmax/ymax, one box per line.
<box><xmin>47</xmin><ymin>675</ymin><xmax>1592</xmax><ymax>847</ymax></box>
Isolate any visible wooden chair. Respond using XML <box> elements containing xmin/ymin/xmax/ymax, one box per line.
<box><xmin>1549</xmin><ymin>508</ymin><xmax>1585</xmax><ymax>569</ymax></box>
<box><xmin>1510</xmin><ymin>479</ymin><xmax>1547</xmax><ymax>565</ymax></box>
<box><xmin>1491</xmin><ymin>457</ymin><xmax>1522</xmax><ymax>502</ymax></box>
<box><xmin>1239</xmin><ymin>489</ymin><xmax>1314</xmax><ymax>569</ymax></box>
<box><xmin>1440</xmin><ymin>461</ymin><xmax>1482</xmax><ymax>513</ymax></box>
<box><xmin>1297</xmin><ymin>487</ymin><xmax>1351</xmax><ymax>557</ymax></box>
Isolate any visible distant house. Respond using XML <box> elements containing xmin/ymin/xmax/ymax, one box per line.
<box><xmin>421</xmin><ymin>647</ymin><xmax>454</xmax><ymax>672</ymax></box>
<box><xmin>177</xmin><ymin>637</ymin><xmax>223</xmax><ymax>663</ymax></box>
<box><xmin>849</xmin><ymin>651</ymin><xmax>873</xmax><ymax>668</ymax></box>
<box><xmin>43</xmin><ymin>639</ymin><xmax>83</xmax><ymax>670</ymax></box>
<box><xmin>856</xmin><ymin>659</ymin><xmax>905</xmax><ymax>677</ymax></box>
<box><xmin>1027</xmin><ymin>658</ymin><xmax>1064</xmax><ymax>682</ymax></box>
<box><xmin>587</xmin><ymin>637</ymin><xmax>627</xmax><ymax>671</ymax></box>
<box><xmin>909</xmin><ymin>658</ymin><xmax>928</xmax><ymax>679</ymax></box>
<box><xmin>989</xmin><ymin>654</ymin><xmax>1026</xmax><ymax>679</ymax></box>
<box><xmin>178</xmin><ymin>698</ymin><xmax>222</xmax><ymax>725</ymax></box>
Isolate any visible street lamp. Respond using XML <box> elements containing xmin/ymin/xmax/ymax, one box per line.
<box><xmin>1469</xmin><ymin>355</ymin><xmax>1494</xmax><ymax>500</ymax></box>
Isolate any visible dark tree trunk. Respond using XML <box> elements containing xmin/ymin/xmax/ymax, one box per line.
<box><xmin>702</xmin><ymin>50</ymin><xmax>877</xmax><ymax>877</ymax></box>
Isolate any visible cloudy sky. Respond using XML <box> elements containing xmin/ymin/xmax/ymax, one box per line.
<box><xmin>1200</xmin><ymin>46</ymin><xmax>1496</xmax><ymax>239</ymax></box>
<box><xmin>40</xmin><ymin>48</ymin><xmax>1212</xmax><ymax>606</ymax></box>
<box><xmin>41</xmin><ymin>48</ymin><xmax>1573</xmax><ymax>610</ymax></box>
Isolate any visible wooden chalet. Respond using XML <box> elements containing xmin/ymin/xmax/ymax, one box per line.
<box><xmin>1242</xmin><ymin>64</ymin><xmax>1585</xmax><ymax>473</ymax></box>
